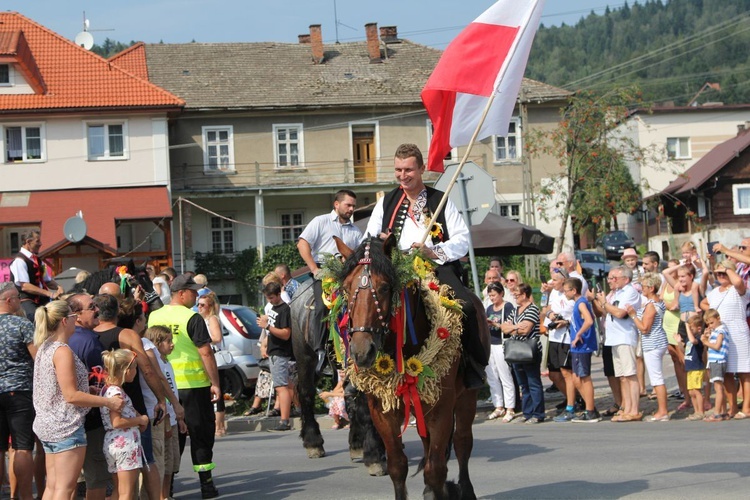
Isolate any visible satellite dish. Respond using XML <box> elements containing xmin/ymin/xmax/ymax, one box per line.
<box><xmin>74</xmin><ymin>31</ymin><xmax>94</xmax><ymax>50</ymax></box>
<box><xmin>63</xmin><ymin>216</ymin><xmax>87</xmax><ymax>243</ymax></box>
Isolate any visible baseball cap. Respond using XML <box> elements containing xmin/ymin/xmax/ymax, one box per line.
<box><xmin>170</xmin><ymin>274</ymin><xmax>203</xmax><ymax>292</ymax></box>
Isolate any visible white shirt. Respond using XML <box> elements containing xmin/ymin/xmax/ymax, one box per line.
<box><xmin>156</xmin><ymin>353</ymin><xmax>178</xmax><ymax>426</ymax></box>
<box><xmin>10</xmin><ymin>247</ymin><xmax>51</xmax><ymax>286</ymax></box>
<box><xmin>604</xmin><ymin>283</ymin><xmax>641</xmax><ymax>347</ymax></box>
<box><xmin>569</xmin><ymin>270</ymin><xmax>588</xmax><ymax>297</ymax></box>
<box><xmin>546</xmin><ymin>288</ymin><xmax>574</xmax><ymax>344</ymax></box>
<box><xmin>365</xmin><ymin>189</ymin><xmax>469</xmax><ymax>265</ymax></box>
<box><xmin>138</xmin><ymin>338</ymin><xmax>159</xmax><ymax>419</ymax></box>
<box><xmin>298</xmin><ymin>210</ymin><xmax>363</xmax><ymax>263</ymax></box>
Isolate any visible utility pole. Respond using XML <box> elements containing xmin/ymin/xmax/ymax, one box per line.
<box><xmin>519</xmin><ymin>91</ymin><xmax>539</xmax><ymax>280</ymax></box>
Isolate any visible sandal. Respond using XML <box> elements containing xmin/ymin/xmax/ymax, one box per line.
<box><xmin>243</xmin><ymin>406</ymin><xmax>262</xmax><ymax>417</ymax></box>
<box><xmin>487</xmin><ymin>408</ymin><xmax>506</xmax><ymax>420</ymax></box>
<box><xmin>676</xmin><ymin>401</ymin><xmax>690</xmax><ymax>411</ymax></box>
<box><xmin>704</xmin><ymin>413</ymin><xmax>725</xmax><ymax>422</ymax></box>
<box><xmin>502</xmin><ymin>411</ymin><xmax>516</xmax><ymax>423</ymax></box>
<box><xmin>645</xmin><ymin>414</ymin><xmax>669</xmax><ymax>422</ymax></box>
<box><xmin>602</xmin><ymin>404</ymin><xmax>621</xmax><ymax>417</ymax></box>
<box><xmin>686</xmin><ymin>413</ymin><xmax>705</xmax><ymax>421</ymax></box>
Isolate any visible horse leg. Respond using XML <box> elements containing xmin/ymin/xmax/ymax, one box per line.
<box><xmin>293</xmin><ymin>340</ymin><xmax>325</xmax><ymax>458</ymax></box>
<box><xmin>453</xmin><ymin>388</ymin><xmax>478</xmax><ymax>500</ymax></box>
<box><xmin>368</xmin><ymin>396</ymin><xmax>409</xmax><ymax>500</ymax></box>
<box><xmin>347</xmin><ymin>389</ymin><xmax>387</xmax><ymax>475</ymax></box>
<box><xmin>421</xmin><ymin>398</ymin><xmax>456</xmax><ymax>500</ymax></box>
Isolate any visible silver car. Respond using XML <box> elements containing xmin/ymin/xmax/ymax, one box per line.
<box><xmin>218</xmin><ymin>304</ymin><xmax>263</xmax><ymax>398</ymax></box>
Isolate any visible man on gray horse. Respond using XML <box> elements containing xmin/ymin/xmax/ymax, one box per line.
<box><xmin>297</xmin><ymin>189</ymin><xmax>364</xmax><ymax>374</ymax></box>
<box><xmin>365</xmin><ymin>143</ymin><xmax>488</xmax><ymax>389</ymax></box>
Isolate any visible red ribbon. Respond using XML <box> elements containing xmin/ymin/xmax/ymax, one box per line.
<box><xmin>396</xmin><ymin>374</ymin><xmax>426</xmax><ymax>438</ymax></box>
<box><xmin>389</xmin><ymin>291</ymin><xmax>406</xmax><ymax>374</ymax></box>
<box><xmin>89</xmin><ymin>366</ymin><xmax>107</xmax><ymax>389</ymax></box>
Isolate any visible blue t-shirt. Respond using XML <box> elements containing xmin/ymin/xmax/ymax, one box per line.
<box><xmin>485</xmin><ymin>302</ymin><xmax>515</xmax><ymax>345</ymax></box>
<box><xmin>570</xmin><ymin>297</ymin><xmax>598</xmax><ymax>354</ymax></box>
<box><xmin>684</xmin><ymin>337</ymin><xmax>705</xmax><ymax>372</ymax></box>
<box><xmin>707</xmin><ymin>324</ymin><xmax>729</xmax><ymax>363</ymax></box>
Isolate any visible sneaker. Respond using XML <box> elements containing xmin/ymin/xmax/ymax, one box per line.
<box><xmin>524</xmin><ymin>417</ymin><xmax>543</xmax><ymax>424</ymax></box>
<box><xmin>553</xmin><ymin>411</ymin><xmax>575</xmax><ymax>422</ymax></box>
<box><xmin>545</xmin><ymin>385</ymin><xmax>560</xmax><ymax>394</ymax></box>
<box><xmin>670</xmin><ymin>390</ymin><xmax>684</xmax><ymax>400</ymax></box>
<box><xmin>268</xmin><ymin>420</ymin><xmax>292</xmax><ymax>432</ymax></box>
<box><xmin>572</xmin><ymin>410</ymin><xmax>602</xmax><ymax>423</ymax></box>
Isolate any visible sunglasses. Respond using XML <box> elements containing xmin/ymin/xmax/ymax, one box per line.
<box><xmin>715</xmin><ymin>271</ymin><xmax>728</xmax><ymax>277</ymax></box>
<box><xmin>506</xmin><ymin>278</ymin><xmax>516</xmax><ymax>283</ymax></box>
<box><xmin>739</xmin><ymin>246</ymin><xmax>747</xmax><ymax>251</ymax></box>
<box><xmin>125</xmin><ymin>351</ymin><xmax>138</xmax><ymax>372</ymax></box>
<box><xmin>197</xmin><ymin>303</ymin><xmax>208</xmax><ymax>308</ymax></box>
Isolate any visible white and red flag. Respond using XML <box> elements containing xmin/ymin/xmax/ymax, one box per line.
<box><xmin>421</xmin><ymin>0</ymin><xmax>546</xmax><ymax>172</ymax></box>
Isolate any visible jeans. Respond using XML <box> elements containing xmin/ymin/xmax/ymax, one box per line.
<box><xmin>512</xmin><ymin>361</ymin><xmax>545</xmax><ymax>419</ymax></box>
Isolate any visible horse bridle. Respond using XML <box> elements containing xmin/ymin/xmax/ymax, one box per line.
<box><xmin>346</xmin><ymin>240</ymin><xmax>390</xmax><ymax>338</ymax></box>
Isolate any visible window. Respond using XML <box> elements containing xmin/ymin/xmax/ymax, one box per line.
<box><xmin>273</xmin><ymin>124</ymin><xmax>303</xmax><ymax>167</ymax></box>
<box><xmin>210</xmin><ymin>216</ymin><xmax>234</xmax><ymax>254</ymax></box>
<box><xmin>426</xmin><ymin>119</ymin><xmax>456</xmax><ymax>161</ymax></box>
<box><xmin>732</xmin><ymin>184</ymin><xmax>750</xmax><ymax>215</ymax></box>
<box><xmin>280</xmin><ymin>212</ymin><xmax>304</xmax><ymax>244</ymax></box>
<box><xmin>494</xmin><ymin>118</ymin><xmax>521</xmax><ymax>162</ymax></box>
<box><xmin>202</xmin><ymin>126</ymin><xmax>235</xmax><ymax>172</ymax></box>
<box><xmin>499</xmin><ymin>203</ymin><xmax>521</xmax><ymax>222</ymax></box>
<box><xmin>87</xmin><ymin>123</ymin><xmax>127</xmax><ymax>160</ymax></box>
<box><xmin>0</xmin><ymin>64</ymin><xmax>9</xmax><ymax>85</ymax></box>
<box><xmin>666</xmin><ymin>137</ymin><xmax>690</xmax><ymax>160</ymax></box>
<box><xmin>4</xmin><ymin>125</ymin><xmax>44</xmax><ymax>162</ymax></box>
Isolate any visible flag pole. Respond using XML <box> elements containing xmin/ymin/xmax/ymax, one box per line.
<box><xmin>418</xmin><ymin>91</ymin><xmax>497</xmax><ymax>246</ymax></box>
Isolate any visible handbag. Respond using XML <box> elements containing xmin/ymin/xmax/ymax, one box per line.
<box><xmin>504</xmin><ymin>335</ymin><xmax>537</xmax><ymax>364</ymax></box>
<box><xmin>213</xmin><ymin>349</ymin><xmax>234</xmax><ymax>368</ymax></box>
<box><xmin>257</xmin><ymin>357</ymin><xmax>271</xmax><ymax>372</ymax></box>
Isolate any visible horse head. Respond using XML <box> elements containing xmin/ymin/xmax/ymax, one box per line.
<box><xmin>337</xmin><ymin>235</ymin><xmax>398</xmax><ymax>369</ymax></box>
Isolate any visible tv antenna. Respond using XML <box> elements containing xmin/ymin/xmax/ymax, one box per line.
<box><xmin>74</xmin><ymin>11</ymin><xmax>115</xmax><ymax>51</ymax></box>
<box><xmin>332</xmin><ymin>0</ymin><xmax>357</xmax><ymax>44</ymax></box>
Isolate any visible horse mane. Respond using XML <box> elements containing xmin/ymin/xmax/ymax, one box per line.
<box><xmin>70</xmin><ymin>260</ymin><xmax>154</xmax><ymax>295</ymax></box>
<box><xmin>338</xmin><ymin>237</ymin><xmax>398</xmax><ymax>288</ymax></box>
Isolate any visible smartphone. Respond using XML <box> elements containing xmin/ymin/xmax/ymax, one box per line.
<box><xmin>707</xmin><ymin>241</ymin><xmax>720</xmax><ymax>256</ymax></box>
<box><xmin>595</xmin><ymin>283</ymin><xmax>602</xmax><ymax>294</ymax></box>
<box><xmin>153</xmin><ymin>408</ymin><xmax>164</xmax><ymax>426</ymax></box>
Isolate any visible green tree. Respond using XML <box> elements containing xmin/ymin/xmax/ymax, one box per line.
<box><xmin>527</xmin><ymin>88</ymin><xmax>647</xmax><ymax>254</ymax></box>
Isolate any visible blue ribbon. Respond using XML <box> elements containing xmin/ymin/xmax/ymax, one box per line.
<box><xmin>403</xmin><ymin>288</ymin><xmax>418</xmax><ymax>345</ymax></box>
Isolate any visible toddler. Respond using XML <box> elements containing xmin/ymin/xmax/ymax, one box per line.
<box><xmin>684</xmin><ymin>316</ymin><xmax>707</xmax><ymax>420</ymax></box>
<box><xmin>700</xmin><ymin>309</ymin><xmax>729</xmax><ymax>421</ymax></box>
<box><xmin>101</xmin><ymin>349</ymin><xmax>148</xmax><ymax>499</ymax></box>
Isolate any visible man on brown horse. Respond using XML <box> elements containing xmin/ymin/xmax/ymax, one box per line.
<box><xmin>365</xmin><ymin>143</ymin><xmax>489</xmax><ymax>389</ymax></box>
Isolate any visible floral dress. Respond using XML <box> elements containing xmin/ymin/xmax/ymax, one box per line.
<box><xmin>100</xmin><ymin>385</ymin><xmax>144</xmax><ymax>473</ymax></box>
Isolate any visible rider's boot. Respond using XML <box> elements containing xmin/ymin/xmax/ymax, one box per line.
<box><xmin>463</xmin><ymin>356</ymin><xmax>487</xmax><ymax>391</ymax></box>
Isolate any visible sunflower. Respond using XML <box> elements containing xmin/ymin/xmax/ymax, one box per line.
<box><xmin>375</xmin><ymin>354</ymin><xmax>395</xmax><ymax>375</ymax></box>
<box><xmin>429</xmin><ymin>222</ymin><xmax>444</xmax><ymax>240</ymax></box>
<box><xmin>405</xmin><ymin>356</ymin><xmax>424</xmax><ymax>376</ymax></box>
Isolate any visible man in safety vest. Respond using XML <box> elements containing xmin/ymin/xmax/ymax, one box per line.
<box><xmin>148</xmin><ymin>274</ymin><xmax>221</xmax><ymax>499</ymax></box>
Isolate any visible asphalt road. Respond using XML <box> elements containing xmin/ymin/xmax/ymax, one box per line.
<box><xmin>174</xmin><ymin>414</ymin><xmax>750</xmax><ymax>499</ymax></box>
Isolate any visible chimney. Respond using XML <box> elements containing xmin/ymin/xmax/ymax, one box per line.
<box><xmin>739</xmin><ymin>122</ymin><xmax>750</xmax><ymax>136</ymax></box>
<box><xmin>365</xmin><ymin>23</ymin><xmax>381</xmax><ymax>63</ymax></box>
<box><xmin>309</xmin><ymin>24</ymin><xmax>324</xmax><ymax>64</ymax></box>
<box><xmin>380</xmin><ymin>26</ymin><xmax>399</xmax><ymax>43</ymax></box>
<box><xmin>298</xmin><ymin>34</ymin><xmax>311</xmax><ymax>44</ymax></box>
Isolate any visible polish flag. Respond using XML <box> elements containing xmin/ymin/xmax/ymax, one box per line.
<box><xmin>422</xmin><ymin>0</ymin><xmax>546</xmax><ymax>172</ymax></box>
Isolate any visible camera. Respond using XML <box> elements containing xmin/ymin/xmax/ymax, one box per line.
<box><xmin>548</xmin><ymin>314</ymin><xmax>566</xmax><ymax>330</ymax></box>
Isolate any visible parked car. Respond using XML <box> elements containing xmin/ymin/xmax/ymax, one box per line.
<box><xmin>575</xmin><ymin>250</ymin><xmax>611</xmax><ymax>281</ymax></box>
<box><xmin>218</xmin><ymin>304</ymin><xmax>263</xmax><ymax>399</ymax></box>
<box><xmin>595</xmin><ymin>231</ymin><xmax>635</xmax><ymax>260</ymax></box>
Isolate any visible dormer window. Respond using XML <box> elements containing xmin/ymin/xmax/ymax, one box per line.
<box><xmin>0</xmin><ymin>64</ymin><xmax>10</xmax><ymax>85</ymax></box>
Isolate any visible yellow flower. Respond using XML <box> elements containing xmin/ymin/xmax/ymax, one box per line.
<box><xmin>440</xmin><ymin>296</ymin><xmax>458</xmax><ymax>309</ymax></box>
<box><xmin>429</xmin><ymin>222</ymin><xmax>443</xmax><ymax>239</ymax></box>
<box><xmin>375</xmin><ymin>354</ymin><xmax>395</xmax><ymax>375</ymax></box>
<box><xmin>413</xmin><ymin>255</ymin><xmax>434</xmax><ymax>279</ymax></box>
<box><xmin>405</xmin><ymin>356</ymin><xmax>424</xmax><ymax>376</ymax></box>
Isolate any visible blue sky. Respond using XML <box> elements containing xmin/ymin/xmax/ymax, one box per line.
<box><xmin>9</xmin><ymin>1</ymin><xmax>621</xmax><ymax>48</ymax></box>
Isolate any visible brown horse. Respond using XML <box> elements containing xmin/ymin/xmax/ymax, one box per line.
<box><xmin>336</xmin><ymin>235</ymin><xmax>488</xmax><ymax>500</ymax></box>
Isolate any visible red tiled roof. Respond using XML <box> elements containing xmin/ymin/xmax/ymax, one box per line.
<box><xmin>663</xmin><ymin>130</ymin><xmax>750</xmax><ymax>195</ymax></box>
<box><xmin>0</xmin><ymin>12</ymin><xmax>183</xmax><ymax>112</ymax></box>
<box><xmin>0</xmin><ymin>29</ymin><xmax>45</xmax><ymax>93</ymax></box>
<box><xmin>0</xmin><ymin>187</ymin><xmax>173</xmax><ymax>253</ymax></box>
<box><xmin>108</xmin><ymin>42</ymin><xmax>149</xmax><ymax>81</ymax></box>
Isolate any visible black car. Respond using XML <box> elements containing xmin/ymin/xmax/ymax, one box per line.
<box><xmin>595</xmin><ymin>231</ymin><xmax>635</xmax><ymax>260</ymax></box>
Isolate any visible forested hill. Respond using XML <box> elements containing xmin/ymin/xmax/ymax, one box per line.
<box><xmin>526</xmin><ymin>0</ymin><xmax>750</xmax><ymax>106</ymax></box>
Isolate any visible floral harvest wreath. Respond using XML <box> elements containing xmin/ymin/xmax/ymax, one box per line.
<box><xmin>325</xmin><ymin>252</ymin><xmax>464</xmax><ymax>413</ymax></box>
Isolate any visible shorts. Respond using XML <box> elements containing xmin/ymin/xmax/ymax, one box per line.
<box><xmin>83</xmin><ymin>426</ymin><xmax>110</xmax><ymax>489</ymax></box>
<box><xmin>571</xmin><ymin>352</ymin><xmax>592</xmax><ymax>378</ymax></box>
<box><xmin>602</xmin><ymin>345</ymin><xmax>615</xmax><ymax>377</ymax></box>
<box><xmin>709</xmin><ymin>362</ymin><xmax>727</xmax><ymax>383</ymax></box>
<box><xmin>41</xmin><ymin>424</ymin><xmax>86</xmax><ymax>454</ymax></box>
<box><xmin>547</xmin><ymin>342</ymin><xmax>571</xmax><ymax>372</ymax></box>
<box><xmin>0</xmin><ymin>391</ymin><xmax>36</xmax><ymax>451</ymax></box>
<box><xmin>270</xmin><ymin>355</ymin><xmax>291</xmax><ymax>387</ymax></box>
<box><xmin>687</xmin><ymin>370</ymin><xmax>706</xmax><ymax>391</ymax></box>
<box><xmin>163</xmin><ymin>424</ymin><xmax>180</xmax><ymax>475</ymax></box>
<box><xmin>612</xmin><ymin>344</ymin><xmax>637</xmax><ymax>378</ymax></box>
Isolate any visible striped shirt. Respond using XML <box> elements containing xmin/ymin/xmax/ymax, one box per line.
<box><xmin>707</xmin><ymin>324</ymin><xmax>729</xmax><ymax>363</ymax></box>
<box><xmin>638</xmin><ymin>299</ymin><xmax>669</xmax><ymax>352</ymax></box>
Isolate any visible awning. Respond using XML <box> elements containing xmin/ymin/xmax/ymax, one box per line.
<box><xmin>0</xmin><ymin>186</ymin><xmax>173</xmax><ymax>253</ymax></box>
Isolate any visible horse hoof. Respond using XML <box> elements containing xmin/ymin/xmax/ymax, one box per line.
<box><xmin>367</xmin><ymin>462</ymin><xmax>387</xmax><ymax>476</ymax></box>
<box><xmin>349</xmin><ymin>448</ymin><xmax>364</xmax><ymax>461</ymax></box>
<box><xmin>306</xmin><ymin>447</ymin><xmax>326</xmax><ymax>459</ymax></box>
